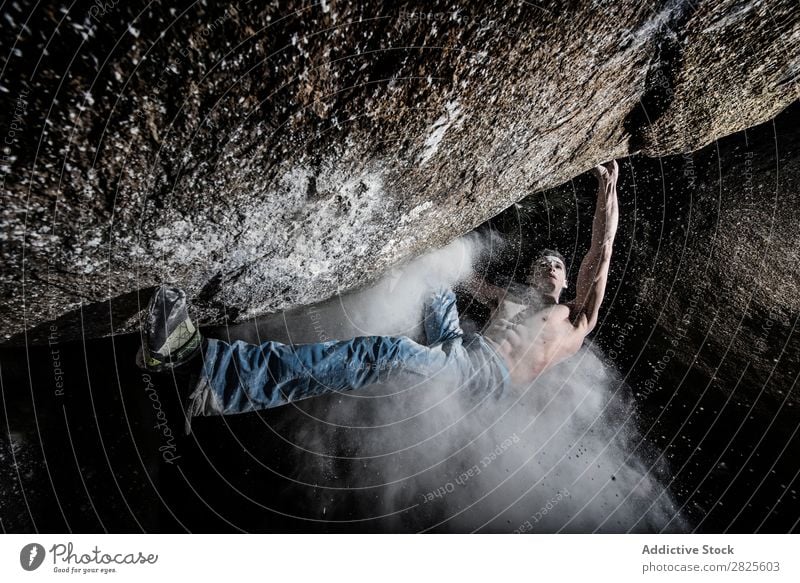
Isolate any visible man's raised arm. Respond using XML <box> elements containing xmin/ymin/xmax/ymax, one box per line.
<box><xmin>571</xmin><ymin>160</ymin><xmax>619</xmax><ymax>333</ymax></box>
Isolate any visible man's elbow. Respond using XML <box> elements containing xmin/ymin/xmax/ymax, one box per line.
<box><xmin>599</xmin><ymin>240</ymin><xmax>614</xmax><ymax>262</ymax></box>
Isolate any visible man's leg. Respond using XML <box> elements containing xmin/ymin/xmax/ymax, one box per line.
<box><xmin>422</xmin><ymin>287</ymin><xmax>511</xmax><ymax>403</ymax></box>
<box><xmin>138</xmin><ymin>284</ymin><xmax>475</xmax><ymax>420</ymax></box>
<box><xmin>423</xmin><ymin>287</ymin><xmax>464</xmax><ymax>345</ymax></box>
<box><xmin>190</xmin><ymin>332</ymin><xmax>464</xmax><ymax>416</ymax></box>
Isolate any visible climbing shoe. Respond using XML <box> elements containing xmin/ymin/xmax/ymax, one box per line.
<box><xmin>136</xmin><ymin>285</ymin><xmax>203</xmax><ymax>372</ymax></box>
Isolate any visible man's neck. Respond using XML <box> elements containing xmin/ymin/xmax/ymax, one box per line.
<box><xmin>529</xmin><ymin>287</ymin><xmax>558</xmax><ymax>306</ymax></box>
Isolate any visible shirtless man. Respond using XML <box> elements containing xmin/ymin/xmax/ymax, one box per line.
<box><xmin>136</xmin><ymin>161</ymin><xmax>618</xmax><ymax>425</ymax></box>
<box><xmin>468</xmin><ymin>159</ymin><xmax>619</xmax><ymax>384</ymax></box>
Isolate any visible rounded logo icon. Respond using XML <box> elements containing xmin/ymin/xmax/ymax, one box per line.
<box><xmin>20</xmin><ymin>543</ymin><xmax>46</xmax><ymax>571</ymax></box>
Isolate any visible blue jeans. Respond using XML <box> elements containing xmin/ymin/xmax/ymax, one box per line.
<box><xmin>188</xmin><ymin>288</ymin><xmax>510</xmax><ymax>416</ymax></box>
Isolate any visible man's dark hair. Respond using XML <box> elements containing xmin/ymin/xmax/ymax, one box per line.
<box><xmin>535</xmin><ymin>248</ymin><xmax>567</xmax><ymax>270</ymax></box>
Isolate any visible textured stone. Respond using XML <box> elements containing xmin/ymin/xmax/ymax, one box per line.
<box><xmin>1</xmin><ymin>0</ymin><xmax>797</xmax><ymax>344</ymax></box>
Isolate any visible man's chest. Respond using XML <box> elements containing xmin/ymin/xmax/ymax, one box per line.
<box><xmin>486</xmin><ymin>302</ymin><xmax>582</xmax><ymax>382</ymax></box>
<box><xmin>516</xmin><ymin>304</ymin><xmax>575</xmax><ymax>338</ymax></box>
<box><xmin>488</xmin><ymin>299</ymin><xmax>574</xmax><ymax>341</ymax></box>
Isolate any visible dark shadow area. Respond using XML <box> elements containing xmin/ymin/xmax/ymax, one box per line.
<box><xmin>3</xmin><ymin>288</ymin><xmax>155</xmax><ymax>347</ymax></box>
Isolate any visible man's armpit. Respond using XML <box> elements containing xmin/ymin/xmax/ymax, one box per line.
<box><xmin>567</xmin><ymin>304</ymin><xmax>591</xmax><ymax>330</ymax></box>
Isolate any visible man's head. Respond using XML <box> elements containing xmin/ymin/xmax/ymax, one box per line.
<box><xmin>528</xmin><ymin>249</ymin><xmax>568</xmax><ymax>301</ymax></box>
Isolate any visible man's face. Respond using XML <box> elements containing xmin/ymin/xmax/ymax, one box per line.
<box><xmin>529</xmin><ymin>255</ymin><xmax>567</xmax><ymax>295</ymax></box>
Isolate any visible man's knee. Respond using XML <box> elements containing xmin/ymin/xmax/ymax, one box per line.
<box><xmin>429</xmin><ymin>285</ymin><xmax>456</xmax><ymax>303</ymax></box>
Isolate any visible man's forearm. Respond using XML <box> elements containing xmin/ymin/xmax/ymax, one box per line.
<box><xmin>590</xmin><ymin>176</ymin><xmax>619</xmax><ymax>258</ymax></box>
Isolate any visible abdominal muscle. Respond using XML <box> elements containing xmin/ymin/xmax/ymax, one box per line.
<box><xmin>484</xmin><ymin>302</ymin><xmax>582</xmax><ymax>385</ymax></box>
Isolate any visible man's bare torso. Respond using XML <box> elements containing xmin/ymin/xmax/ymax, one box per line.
<box><xmin>483</xmin><ymin>286</ymin><xmax>584</xmax><ymax>385</ymax></box>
